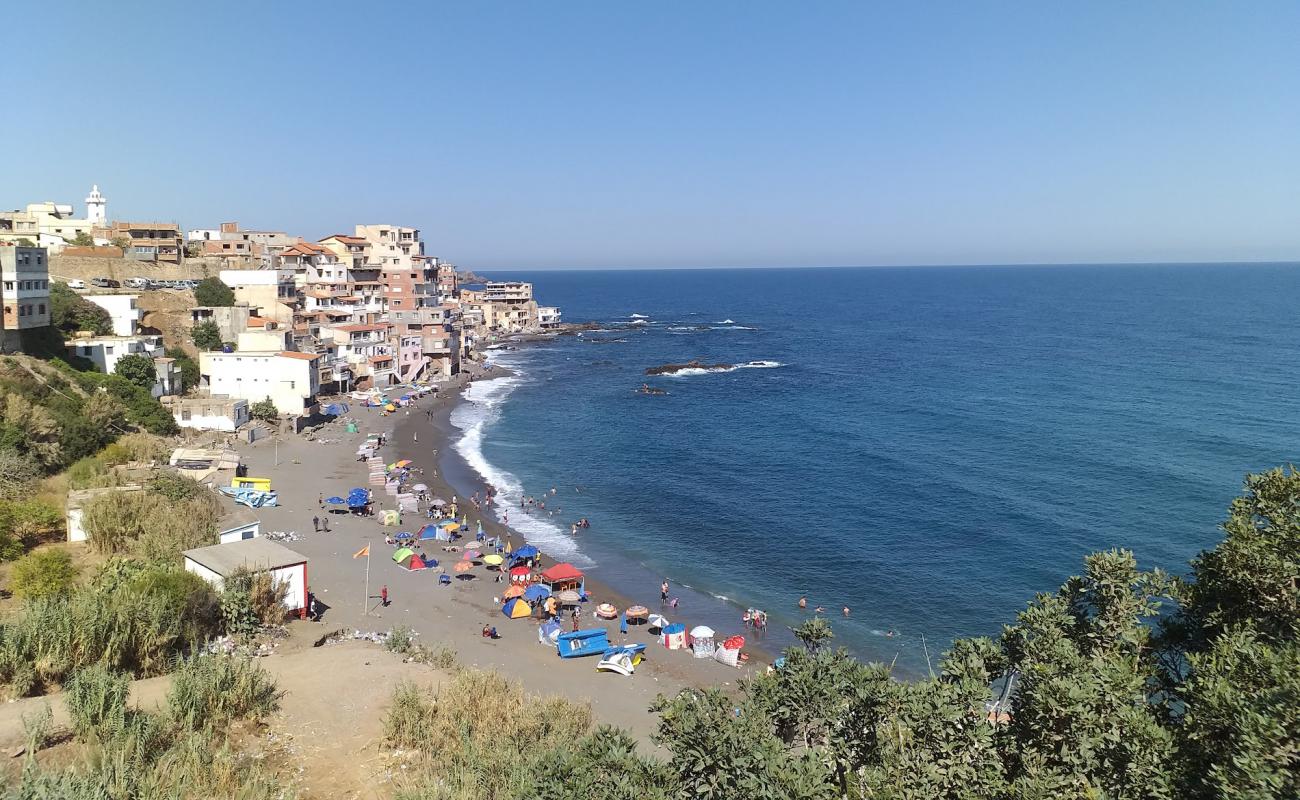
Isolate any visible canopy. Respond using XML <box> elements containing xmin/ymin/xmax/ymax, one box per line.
<box><xmin>523</xmin><ymin>584</ymin><xmax>551</xmax><ymax>602</ymax></box>
<box><xmin>501</xmin><ymin>598</ymin><xmax>532</xmax><ymax>619</ymax></box>
<box><xmin>540</xmin><ymin>563</ymin><xmax>584</xmax><ymax>583</ymax></box>
<box><xmin>512</xmin><ymin>545</ymin><xmax>539</xmax><ymax>559</ymax></box>
<box><xmin>482</xmin><ymin>554</ymin><xmax>504</xmax><ymax>566</ymax></box>
<box><xmin>690</xmin><ymin>625</ymin><xmax>716</xmax><ymax>638</ymax></box>
<box><xmin>556</xmin><ymin>589</ymin><xmax>581</xmax><ymax>605</ymax></box>
<box><xmin>503</xmin><ymin>585</ymin><xmax>525</xmax><ymax>599</ymax></box>
<box><xmin>453</xmin><ymin>560</ymin><xmax>474</xmax><ymax>573</ymax></box>
<box><xmin>392</xmin><ymin>547</ymin><xmax>415</xmax><ymax>563</ymax></box>
<box><xmin>509</xmin><ymin>566</ymin><xmax>531</xmax><ymax>578</ymax></box>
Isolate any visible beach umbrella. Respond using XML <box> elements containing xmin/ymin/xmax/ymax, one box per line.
<box><xmin>453</xmin><ymin>560</ymin><xmax>474</xmax><ymax>573</ymax></box>
<box><xmin>501</xmin><ymin>598</ymin><xmax>532</xmax><ymax>619</ymax></box>
<box><xmin>523</xmin><ymin>584</ymin><xmax>550</xmax><ymax>602</ymax></box>
<box><xmin>647</xmin><ymin>614</ymin><xmax>669</xmax><ymax>630</ymax></box>
<box><xmin>625</xmin><ymin>605</ymin><xmax>649</xmax><ymax>624</ymax></box>
<box><xmin>430</xmin><ymin>497</ymin><xmax>447</xmax><ymax>506</ymax></box>
<box><xmin>503</xmin><ymin>584</ymin><xmax>526</xmax><ymax>599</ymax></box>
<box><xmin>482</xmin><ymin>554</ymin><xmax>504</xmax><ymax>567</ymax></box>
<box><xmin>556</xmin><ymin>589</ymin><xmax>581</xmax><ymax>606</ymax></box>
<box><xmin>509</xmin><ymin>566</ymin><xmax>531</xmax><ymax>583</ymax></box>
<box><xmin>394</xmin><ymin>531</ymin><xmax>414</xmax><ymax>540</ymax></box>
<box><xmin>690</xmin><ymin>625</ymin><xmax>716</xmax><ymax>638</ymax></box>
<box><xmin>513</xmin><ymin>545</ymin><xmax>539</xmax><ymax>560</ymax></box>
<box><xmin>463</xmin><ymin>541</ymin><xmax>482</xmax><ymax>551</ymax></box>
<box><xmin>392</xmin><ymin>459</ymin><xmax>413</xmax><ymax>469</ymax></box>
<box><xmin>325</xmin><ymin>496</ymin><xmax>346</xmax><ymax>505</ymax></box>
<box><xmin>412</xmin><ymin>483</ymin><xmax>429</xmax><ymax>492</ymax></box>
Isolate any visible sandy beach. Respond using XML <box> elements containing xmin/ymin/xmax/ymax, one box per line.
<box><xmin>236</xmin><ymin>360</ymin><xmax>764</xmax><ymax>747</ymax></box>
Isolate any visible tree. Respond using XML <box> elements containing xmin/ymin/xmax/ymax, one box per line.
<box><xmin>191</xmin><ymin>320</ymin><xmax>223</xmax><ymax>352</ymax></box>
<box><xmin>16</xmin><ymin>238</ymin><xmax>34</xmax><ymax>247</ymax></box>
<box><xmin>9</xmin><ymin>549</ymin><xmax>77</xmax><ymax>599</ymax></box>
<box><xmin>165</xmin><ymin>347</ymin><xmax>199</xmax><ymax>393</ymax></box>
<box><xmin>49</xmin><ymin>282</ymin><xmax>112</xmax><ymax>336</ymax></box>
<box><xmin>249</xmin><ymin>398</ymin><xmax>279</xmax><ymax>422</ymax></box>
<box><xmin>193</xmin><ymin>277</ymin><xmax>234</xmax><ymax>307</ymax></box>
<box><xmin>69</xmin><ymin>231</ymin><xmax>95</xmax><ymax>247</ymax></box>
<box><xmin>0</xmin><ymin>449</ymin><xmax>41</xmax><ymax>500</ymax></box>
<box><xmin>113</xmin><ymin>353</ymin><xmax>157</xmax><ymax>391</ymax></box>
<box><xmin>184</xmin><ymin>241</ymin><xmax>203</xmax><ymax>258</ymax></box>
<box><xmin>110</xmin><ymin>235</ymin><xmax>130</xmax><ymax>250</ymax></box>
<box><xmin>792</xmin><ymin>617</ymin><xmax>834</xmax><ymax>651</ymax></box>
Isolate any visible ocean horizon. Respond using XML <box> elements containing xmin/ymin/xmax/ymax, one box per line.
<box><xmin>438</xmin><ymin>263</ymin><xmax>1300</xmax><ymax>673</ymax></box>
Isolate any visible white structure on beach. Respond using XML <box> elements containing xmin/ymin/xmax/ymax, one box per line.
<box><xmin>183</xmin><ymin>538</ymin><xmax>308</xmax><ymax>614</ymax></box>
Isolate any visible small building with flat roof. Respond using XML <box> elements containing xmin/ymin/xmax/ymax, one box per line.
<box><xmin>183</xmin><ymin>537</ymin><xmax>308</xmax><ymax>615</ymax></box>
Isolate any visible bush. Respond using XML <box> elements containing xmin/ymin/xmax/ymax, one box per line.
<box><xmin>113</xmin><ymin>352</ymin><xmax>157</xmax><ymax>390</ymax></box>
<box><xmin>146</xmin><ymin>471</ymin><xmax>203</xmax><ymax>501</ymax></box>
<box><xmin>0</xmin><ymin>448</ymin><xmax>41</xmax><ymax>500</ymax></box>
<box><xmin>385</xmin><ymin>681</ymin><xmax>436</xmax><ymax>750</ymax></box>
<box><xmin>167</xmin><ymin>655</ymin><xmax>281</xmax><ymax>732</ymax></box>
<box><xmin>385</xmin><ymin>625</ymin><xmax>416</xmax><ymax>655</ymax></box>
<box><xmin>166</xmin><ymin>347</ymin><xmax>199</xmax><ymax>392</ymax></box>
<box><xmin>0</xmin><ymin>499</ymin><xmax>63</xmax><ymax>556</ymax></box>
<box><xmin>249</xmin><ymin>398</ymin><xmax>279</xmax><ymax>422</ymax></box>
<box><xmin>220</xmin><ymin>568</ymin><xmax>288</xmax><ymax>637</ymax></box>
<box><xmin>49</xmin><ymin>283</ymin><xmax>112</xmax><ymax>336</ymax></box>
<box><xmin>9</xmin><ymin>549</ymin><xmax>77</xmax><ymax>600</ymax></box>
<box><xmin>194</xmin><ymin>277</ymin><xmax>235</xmax><ymax>307</ymax></box>
<box><xmin>191</xmin><ymin>320</ymin><xmax>223</xmax><ymax>352</ymax></box>
<box><xmin>64</xmin><ymin>663</ymin><xmax>130</xmax><ymax>742</ymax></box>
<box><xmin>65</xmin><ymin>455</ymin><xmax>115</xmax><ymax>489</ymax></box>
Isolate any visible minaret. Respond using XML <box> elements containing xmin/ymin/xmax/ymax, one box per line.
<box><xmin>85</xmin><ymin>184</ymin><xmax>106</xmax><ymax>225</ymax></box>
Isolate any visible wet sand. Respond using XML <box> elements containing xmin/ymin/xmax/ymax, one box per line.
<box><xmin>236</xmin><ymin>364</ymin><xmax>765</xmax><ymax>747</ymax></box>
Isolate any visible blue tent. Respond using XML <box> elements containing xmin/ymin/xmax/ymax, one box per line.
<box><xmin>513</xmin><ymin>545</ymin><xmax>539</xmax><ymax>560</ymax></box>
<box><xmin>323</xmin><ymin>402</ymin><xmax>350</xmax><ymax>416</ymax></box>
<box><xmin>523</xmin><ymin>584</ymin><xmax>551</xmax><ymax>602</ymax></box>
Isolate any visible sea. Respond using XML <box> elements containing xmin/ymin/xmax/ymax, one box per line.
<box><xmin>440</xmin><ymin>264</ymin><xmax>1300</xmax><ymax>675</ymax></box>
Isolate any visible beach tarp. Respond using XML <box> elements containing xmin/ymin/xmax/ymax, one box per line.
<box><xmin>323</xmin><ymin>402</ymin><xmax>349</xmax><ymax>416</ymax></box>
<box><xmin>219</xmin><ymin>487</ymin><xmax>279</xmax><ymax>508</ymax></box>
<box><xmin>501</xmin><ymin>598</ymin><xmax>532</xmax><ymax>619</ymax></box>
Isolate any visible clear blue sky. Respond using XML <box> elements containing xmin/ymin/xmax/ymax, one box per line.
<box><xmin>7</xmin><ymin>1</ymin><xmax>1299</xmax><ymax>269</ymax></box>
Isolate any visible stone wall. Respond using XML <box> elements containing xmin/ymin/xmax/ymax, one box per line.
<box><xmin>49</xmin><ymin>254</ymin><xmax>263</xmax><ymax>283</ymax></box>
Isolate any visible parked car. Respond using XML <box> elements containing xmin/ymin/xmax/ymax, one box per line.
<box><xmin>90</xmin><ymin>277</ymin><xmax>111</xmax><ymax>288</ymax></box>
<box><xmin>104</xmin><ymin>279</ymin><xmax>121</xmax><ymax>288</ymax></box>
<box><xmin>124</xmin><ymin>277</ymin><xmax>148</xmax><ymax>289</ymax></box>
<box><xmin>66</xmin><ymin>279</ymin><xmax>86</xmax><ymax>290</ymax></box>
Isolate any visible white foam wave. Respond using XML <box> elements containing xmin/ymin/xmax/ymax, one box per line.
<box><xmin>662</xmin><ymin>360</ymin><xmax>787</xmax><ymax>377</ymax></box>
<box><xmin>715</xmin><ymin>325</ymin><xmax>756</xmax><ymax>330</ymax></box>
<box><xmin>716</xmin><ymin>319</ymin><xmax>735</xmax><ymax>324</ymax></box>
<box><xmin>450</xmin><ymin>371</ymin><xmax>591</xmax><ymax>566</ymax></box>
<box><xmin>629</xmin><ymin>313</ymin><xmax>650</xmax><ymax>319</ymax></box>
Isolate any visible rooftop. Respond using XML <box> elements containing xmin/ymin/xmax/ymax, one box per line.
<box><xmin>183</xmin><ymin>537</ymin><xmax>308</xmax><ymax>576</ymax></box>
<box><xmin>277</xmin><ymin>351</ymin><xmax>320</xmax><ymax>361</ymax></box>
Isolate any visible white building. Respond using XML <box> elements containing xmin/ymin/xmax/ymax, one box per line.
<box><xmin>183</xmin><ymin>538</ymin><xmax>309</xmax><ymax>615</ymax></box>
<box><xmin>538</xmin><ymin>306</ymin><xmax>562</xmax><ymax>328</ymax></box>
<box><xmin>85</xmin><ymin>185</ymin><xmax>107</xmax><ymax>226</ymax></box>
<box><xmin>160</xmin><ymin>395</ymin><xmax>251</xmax><ymax>432</ymax></box>
<box><xmin>83</xmin><ymin>293</ymin><xmax>141</xmax><ymax>336</ymax></box>
<box><xmin>218</xmin><ymin>269</ymin><xmax>296</xmax><ymax>323</ymax></box>
<box><xmin>66</xmin><ymin>334</ymin><xmax>163</xmax><ymax>375</ymax></box>
<box><xmin>198</xmin><ymin>350</ymin><xmax>321</xmax><ymax>416</ymax></box>
<box><xmin>484</xmin><ymin>281</ymin><xmax>533</xmax><ymax>303</ymax></box>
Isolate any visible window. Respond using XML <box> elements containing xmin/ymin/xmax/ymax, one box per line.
<box><xmin>181</xmin><ymin>409</ymin><xmax>191</xmax><ymax>421</ymax></box>
<box><xmin>37</xmin><ymin>304</ymin><xmax>44</xmax><ymax>315</ymax></box>
<box><xmin>105</xmin><ymin>346</ymin><xmax>113</xmax><ymax>354</ymax></box>
<box><xmin>2</xmin><ymin>282</ymin><xmax>10</xmax><ymax>291</ymax></box>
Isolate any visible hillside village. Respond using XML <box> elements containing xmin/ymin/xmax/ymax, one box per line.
<box><xmin>1</xmin><ymin>185</ymin><xmax>562</xmax><ymax>430</ymax></box>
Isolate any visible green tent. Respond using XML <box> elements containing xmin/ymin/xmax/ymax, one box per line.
<box><xmin>392</xmin><ymin>547</ymin><xmax>415</xmax><ymax>563</ymax></box>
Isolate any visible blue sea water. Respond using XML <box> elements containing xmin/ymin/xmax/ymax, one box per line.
<box><xmin>444</xmin><ymin>264</ymin><xmax>1300</xmax><ymax>674</ymax></box>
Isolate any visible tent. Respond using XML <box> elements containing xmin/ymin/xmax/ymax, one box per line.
<box><xmin>690</xmin><ymin>626</ymin><xmax>717</xmax><ymax>658</ymax></box>
<box><xmin>714</xmin><ymin>634</ymin><xmax>745</xmax><ymax>668</ymax></box>
<box><xmin>501</xmin><ymin>598</ymin><xmax>532</xmax><ymax>619</ymax></box>
<box><xmin>540</xmin><ymin>562</ymin><xmax>585</xmax><ymax>593</ymax></box>
<box><xmin>512</xmin><ymin>544</ymin><xmax>539</xmax><ymax>560</ymax></box>
<box><xmin>379</xmin><ymin>510</ymin><xmax>400</xmax><ymax>526</ymax></box>
<box><xmin>416</xmin><ymin>523</ymin><xmax>451</xmax><ymax>542</ymax></box>
<box><xmin>523</xmin><ymin>584</ymin><xmax>551</xmax><ymax>602</ymax></box>
<box><xmin>509</xmin><ymin>566</ymin><xmax>531</xmax><ymax>584</ymax></box>
<box><xmin>662</xmin><ymin>622</ymin><xmax>688</xmax><ymax>650</ymax></box>
<box><xmin>396</xmin><ymin>552</ymin><xmax>431</xmax><ymax>571</ymax></box>
<box><xmin>392</xmin><ymin>547</ymin><xmax>415</xmax><ymax>563</ymax></box>
<box><xmin>538</xmin><ymin>619</ymin><xmax>562</xmax><ymax>646</ymax></box>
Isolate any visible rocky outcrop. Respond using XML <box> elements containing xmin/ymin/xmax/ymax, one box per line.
<box><xmin>645</xmin><ymin>360</ymin><xmax>734</xmax><ymax>376</ymax></box>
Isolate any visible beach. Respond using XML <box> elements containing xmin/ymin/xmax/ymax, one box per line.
<box><xmin>236</xmin><ymin>359</ymin><xmax>763</xmax><ymax>746</ymax></box>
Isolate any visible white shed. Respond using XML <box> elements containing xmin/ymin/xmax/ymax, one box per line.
<box><xmin>183</xmin><ymin>538</ymin><xmax>308</xmax><ymax>616</ymax></box>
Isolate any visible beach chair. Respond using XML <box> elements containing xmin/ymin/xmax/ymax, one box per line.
<box><xmin>438</xmin><ymin>574</ymin><xmax>451</xmax><ymax>586</ymax></box>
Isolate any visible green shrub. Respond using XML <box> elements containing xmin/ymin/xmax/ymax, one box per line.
<box><xmin>167</xmin><ymin>655</ymin><xmax>281</xmax><ymax>732</ymax></box>
<box><xmin>249</xmin><ymin>398</ymin><xmax>279</xmax><ymax>422</ymax></box>
<box><xmin>0</xmin><ymin>448</ymin><xmax>41</xmax><ymax>500</ymax></box>
<box><xmin>193</xmin><ymin>277</ymin><xmax>235</xmax><ymax>307</ymax></box>
<box><xmin>220</xmin><ymin>568</ymin><xmax>287</xmax><ymax>637</ymax></box>
<box><xmin>0</xmin><ymin>499</ymin><xmax>63</xmax><ymax>556</ymax></box>
<box><xmin>386</xmin><ymin>625</ymin><xmax>415</xmax><ymax>655</ymax></box>
<box><xmin>64</xmin><ymin>663</ymin><xmax>130</xmax><ymax>742</ymax></box>
<box><xmin>113</xmin><ymin>353</ymin><xmax>158</xmax><ymax>390</ymax></box>
<box><xmin>50</xmin><ymin>283</ymin><xmax>112</xmax><ymax>336</ymax></box>
<box><xmin>384</xmin><ymin>680</ymin><xmax>436</xmax><ymax>750</ymax></box>
<box><xmin>146</xmin><ymin>471</ymin><xmax>203</xmax><ymax>501</ymax></box>
<box><xmin>9</xmin><ymin>549</ymin><xmax>77</xmax><ymax>599</ymax></box>
<box><xmin>65</xmin><ymin>454</ymin><xmax>114</xmax><ymax>489</ymax></box>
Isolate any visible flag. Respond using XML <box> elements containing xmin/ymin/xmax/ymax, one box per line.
<box><xmin>353</xmin><ymin>545</ymin><xmax>369</xmax><ymax>559</ymax></box>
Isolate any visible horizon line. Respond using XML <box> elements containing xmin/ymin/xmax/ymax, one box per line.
<box><xmin>470</xmin><ymin>259</ymin><xmax>1300</xmax><ymax>273</ymax></box>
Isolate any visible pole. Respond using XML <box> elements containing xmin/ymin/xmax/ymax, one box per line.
<box><xmin>274</xmin><ymin>434</ymin><xmax>279</xmax><ymax>466</ymax></box>
<box><xmin>362</xmin><ymin>539</ymin><xmax>371</xmax><ymax>616</ymax></box>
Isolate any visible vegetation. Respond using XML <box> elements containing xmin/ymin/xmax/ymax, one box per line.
<box><xmin>220</xmin><ymin>567</ymin><xmax>289</xmax><ymax>638</ymax></box>
<box><xmin>194</xmin><ymin>276</ymin><xmax>235</xmax><ymax>307</ymax></box>
<box><xmin>80</xmin><ymin>478</ymin><xmax>220</xmax><ymax>562</ymax></box>
<box><xmin>49</xmin><ymin>282</ymin><xmax>112</xmax><ymax>336</ymax></box>
<box><xmin>112</xmin><ymin>352</ymin><xmax>157</xmax><ymax>390</ymax></box>
<box><xmin>167</xmin><ymin>654</ymin><xmax>282</xmax><ymax>731</ymax></box>
<box><xmin>191</xmin><ymin>319</ymin><xmax>223</xmax><ymax>351</ymax></box>
<box><xmin>165</xmin><ymin>346</ymin><xmax>199</xmax><ymax>391</ymax></box>
<box><xmin>110</xmin><ymin>234</ymin><xmax>130</xmax><ymax>250</ymax></box>
<box><xmin>8</xmin><ymin>548</ymin><xmax>77</xmax><ymax>599</ymax></box>
<box><xmin>250</xmin><ymin>397</ymin><xmax>279</xmax><ymax>422</ymax></box>
<box><xmin>68</xmin><ymin>231</ymin><xmax>95</xmax><ymax>247</ymax></box>
<box><xmin>0</xmin><ymin>499</ymin><xmax>63</xmax><ymax>559</ymax></box>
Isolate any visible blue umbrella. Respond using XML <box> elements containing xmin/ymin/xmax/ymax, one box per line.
<box><xmin>523</xmin><ymin>584</ymin><xmax>551</xmax><ymax>602</ymax></box>
<box><xmin>394</xmin><ymin>531</ymin><xmax>414</xmax><ymax>540</ymax></box>
<box><xmin>325</xmin><ymin>496</ymin><xmax>346</xmax><ymax>505</ymax></box>
<box><xmin>513</xmin><ymin>545</ymin><xmax>539</xmax><ymax>559</ymax></box>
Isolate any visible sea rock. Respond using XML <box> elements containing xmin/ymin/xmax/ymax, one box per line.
<box><xmin>645</xmin><ymin>360</ymin><xmax>733</xmax><ymax>376</ymax></box>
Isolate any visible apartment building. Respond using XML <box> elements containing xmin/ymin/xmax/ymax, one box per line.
<box><xmin>0</xmin><ymin>246</ymin><xmax>51</xmax><ymax>345</ymax></box>
<box><xmin>318</xmin><ymin>234</ymin><xmax>371</xmax><ymax>269</ymax></box>
<box><xmin>83</xmin><ymin>293</ymin><xmax>141</xmax><ymax>336</ymax></box>
<box><xmin>103</xmin><ymin>222</ymin><xmax>183</xmax><ymax>264</ymax></box>
<box><xmin>65</xmin><ymin>334</ymin><xmax>164</xmax><ymax>374</ymax></box>
<box><xmin>188</xmin><ymin>222</ymin><xmax>300</xmax><ymax>266</ymax></box>
<box><xmin>354</xmin><ymin>224</ymin><xmax>422</xmax><ymax>270</ymax></box>
<box><xmin>198</xmin><ymin>350</ymin><xmax>321</xmax><ymax>416</ymax></box>
<box><xmin>218</xmin><ymin>270</ymin><xmax>296</xmax><ymax>324</ymax></box>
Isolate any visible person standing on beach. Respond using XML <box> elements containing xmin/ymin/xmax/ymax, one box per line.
<box><xmin>661</xmin><ymin>579</ymin><xmax>669</xmax><ymax>605</ymax></box>
<box><xmin>380</xmin><ymin>585</ymin><xmax>389</xmax><ymax>607</ymax></box>
<box><xmin>318</xmin><ymin>493</ymin><xmax>324</xmax><ymax>508</ymax></box>
<box><xmin>312</xmin><ymin>516</ymin><xmax>320</xmax><ymax>532</ymax></box>
<box><xmin>571</xmin><ymin>608</ymin><xmax>580</xmax><ymax>632</ymax></box>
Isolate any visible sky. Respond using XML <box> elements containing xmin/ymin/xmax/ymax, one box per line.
<box><xmin>6</xmin><ymin>1</ymin><xmax>1299</xmax><ymax>269</ymax></box>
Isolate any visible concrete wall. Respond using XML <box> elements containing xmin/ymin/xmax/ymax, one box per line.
<box><xmin>50</xmin><ymin>254</ymin><xmax>265</xmax><ymax>284</ymax></box>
